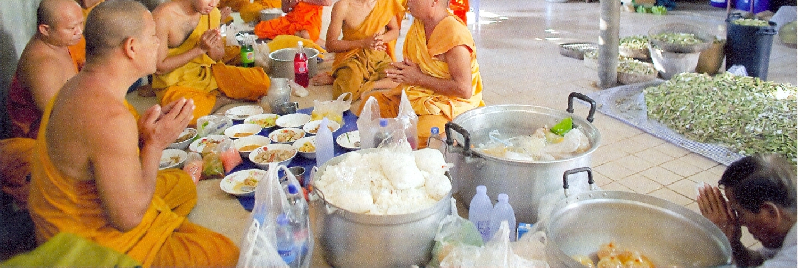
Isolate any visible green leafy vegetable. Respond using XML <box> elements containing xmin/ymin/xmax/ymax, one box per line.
<box><xmin>651</xmin><ymin>33</ymin><xmax>704</xmax><ymax>45</ymax></box>
<box><xmin>551</xmin><ymin>117</ymin><xmax>573</xmax><ymax>136</ymax></box>
<box><xmin>732</xmin><ymin>18</ymin><xmax>770</xmax><ymax>27</ymax></box>
<box><xmin>620</xmin><ymin>35</ymin><xmax>649</xmax><ymax>50</ymax></box>
<box><xmin>651</xmin><ymin>6</ymin><xmax>667</xmax><ymax>15</ymax></box>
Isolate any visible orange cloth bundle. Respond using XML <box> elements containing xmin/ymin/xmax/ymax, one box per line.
<box><xmin>254</xmin><ymin>2</ymin><xmax>323</xmax><ymax>41</ymax></box>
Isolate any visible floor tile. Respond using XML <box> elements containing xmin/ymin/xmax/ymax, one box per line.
<box><xmin>667</xmin><ymin>179</ymin><xmax>701</xmax><ymax>201</ymax></box>
<box><xmin>633</xmin><ymin>148</ymin><xmax>675</xmax><ymax>166</ymax></box>
<box><xmin>591</xmin><ymin>145</ymin><xmax>629</xmax><ymax>166</ymax></box>
<box><xmin>687</xmin><ymin>170</ymin><xmax>721</xmax><ymax>186</ymax></box>
<box><xmin>648</xmin><ymin>188</ymin><xmax>694</xmax><ymax>206</ymax></box>
<box><xmin>629</xmin><ymin>133</ymin><xmax>666</xmax><ymax>148</ymax></box>
<box><xmin>600</xmin><ymin>181</ymin><xmax>633</xmax><ymax>192</ymax></box>
<box><xmin>617</xmin><ymin>174</ymin><xmax>663</xmax><ymax>194</ymax></box>
<box><xmin>660</xmin><ymin>158</ymin><xmax>705</xmax><ymax>177</ymax></box>
<box><xmin>614</xmin><ymin>154</ymin><xmax>655</xmax><ymax>173</ymax></box>
<box><xmin>680</xmin><ymin>153</ymin><xmax>721</xmax><ymax>171</ymax></box>
<box><xmin>593</xmin><ymin>161</ymin><xmax>637</xmax><ymax>180</ymax></box>
<box><xmin>639</xmin><ymin>166</ymin><xmax>683</xmax><ymax>185</ymax></box>
<box><xmin>593</xmin><ymin>171</ymin><xmax>614</xmax><ymax>187</ymax></box>
<box><xmin>653</xmin><ymin>143</ymin><xmax>691</xmax><ymax>158</ymax></box>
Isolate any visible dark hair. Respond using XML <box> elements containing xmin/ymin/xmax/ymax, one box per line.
<box><xmin>720</xmin><ymin>154</ymin><xmax>797</xmax><ymax>214</ymax></box>
<box><xmin>84</xmin><ymin>0</ymin><xmax>148</xmax><ymax>59</ymax></box>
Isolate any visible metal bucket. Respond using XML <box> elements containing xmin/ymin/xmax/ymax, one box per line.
<box><xmin>268</xmin><ymin>47</ymin><xmax>319</xmax><ymax>79</ymax></box>
<box><xmin>544</xmin><ymin>168</ymin><xmax>733</xmax><ymax>267</ymax></box>
<box><xmin>310</xmin><ymin>149</ymin><xmax>452</xmax><ymax>268</ymax></box>
<box><xmin>445</xmin><ymin>93</ymin><xmax>600</xmax><ymax>224</ymax></box>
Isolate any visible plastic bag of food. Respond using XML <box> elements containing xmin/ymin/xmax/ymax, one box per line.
<box><xmin>439</xmin><ymin>222</ymin><xmax>549</xmax><ymax>268</ymax></box>
<box><xmin>218</xmin><ymin>139</ymin><xmax>243</xmax><ymax>173</ymax></box>
<box><xmin>428</xmin><ymin>198</ymin><xmax>483</xmax><ymax>268</ymax></box>
<box><xmin>202</xmin><ymin>152</ymin><xmax>225</xmax><ymax>180</ymax></box>
<box><xmin>183</xmin><ymin>152</ymin><xmax>203</xmax><ymax>184</ymax></box>
<box><xmin>357</xmin><ymin>90</ymin><xmax>419</xmax><ymax>149</ymax></box>
<box><xmin>311</xmin><ymin>92</ymin><xmax>351</xmax><ymax>124</ymax></box>
<box><xmin>197</xmin><ymin>115</ymin><xmax>233</xmax><ymax>137</ymax></box>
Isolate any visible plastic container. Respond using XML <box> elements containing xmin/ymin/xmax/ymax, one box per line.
<box><xmin>267</xmin><ymin>78</ymin><xmax>291</xmax><ymax>114</ymax></box>
<box><xmin>489</xmin><ymin>193</ymin><xmax>517</xmax><ymax>242</ymax></box>
<box><xmin>315</xmin><ymin>118</ymin><xmax>335</xmax><ymax>168</ymax></box>
<box><xmin>468</xmin><ymin>185</ymin><xmax>494</xmax><ymax>243</ymax></box>
<box><xmin>286</xmin><ymin>184</ymin><xmax>310</xmax><ymax>261</ymax></box>
<box><xmin>710</xmin><ymin>0</ymin><xmax>726</xmax><ymax>8</ymax></box>
<box><xmin>725</xmin><ymin>14</ymin><xmax>777</xmax><ymax>80</ymax></box>
<box><xmin>735</xmin><ymin>0</ymin><xmax>768</xmax><ymax>13</ymax></box>
<box><xmin>294</xmin><ymin>41</ymin><xmax>309</xmax><ymax>87</ymax></box>
<box><xmin>373</xmin><ymin>119</ymin><xmax>390</xmax><ymax>148</ymax></box>
<box><xmin>276</xmin><ymin>213</ymin><xmax>297</xmax><ymax>266</ymax></box>
<box><xmin>427</xmin><ymin>127</ymin><xmax>445</xmax><ymax>154</ymax></box>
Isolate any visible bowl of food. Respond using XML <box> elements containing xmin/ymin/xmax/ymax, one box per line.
<box><xmin>248</xmin><ymin>144</ymin><xmax>298</xmax><ymax>169</ymax></box>
<box><xmin>220</xmin><ymin>169</ymin><xmax>269</xmax><ymax>196</ymax></box>
<box><xmin>244</xmin><ymin>113</ymin><xmax>280</xmax><ymax>130</ymax></box>
<box><xmin>269</xmin><ymin>127</ymin><xmax>306</xmax><ymax>143</ymax></box>
<box><xmin>336</xmin><ymin>130</ymin><xmax>360</xmax><ymax>150</ymax></box>
<box><xmin>225</xmin><ymin>105</ymin><xmax>264</xmax><ymax>121</ymax></box>
<box><xmin>275</xmin><ymin>113</ymin><xmax>311</xmax><ymax>128</ymax></box>
<box><xmin>189</xmin><ymin>135</ymin><xmax>230</xmax><ymax>154</ymax></box>
<box><xmin>292</xmin><ymin>136</ymin><xmax>317</xmax><ymax>159</ymax></box>
<box><xmin>168</xmin><ymin>127</ymin><xmax>198</xmax><ymax>150</ymax></box>
<box><xmin>160</xmin><ymin>149</ymin><xmax>188</xmax><ymax>170</ymax></box>
<box><xmin>234</xmin><ymin>134</ymin><xmax>271</xmax><ymax>158</ymax></box>
<box><xmin>224</xmin><ymin>123</ymin><xmax>263</xmax><ymax>139</ymax></box>
<box><xmin>302</xmin><ymin>120</ymin><xmax>341</xmax><ymax>135</ymax></box>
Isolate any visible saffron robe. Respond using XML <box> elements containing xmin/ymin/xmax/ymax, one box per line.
<box><xmin>254</xmin><ymin>2</ymin><xmax>323</xmax><ymax>41</ymax></box>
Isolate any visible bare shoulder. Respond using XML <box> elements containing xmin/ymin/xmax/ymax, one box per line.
<box><xmin>151</xmin><ymin>1</ymin><xmax>180</xmax><ymax>23</ymax></box>
<box><xmin>332</xmin><ymin>0</ymin><xmax>351</xmax><ymax>12</ymax></box>
<box><xmin>17</xmin><ymin>40</ymin><xmax>75</xmax><ymax>82</ymax></box>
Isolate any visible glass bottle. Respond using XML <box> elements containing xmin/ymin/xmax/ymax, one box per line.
<box><xmin>240</xmin><ymin>35</ymin><xmax>255</xmax><ymax>68</ymax></box>
<box><xmin>267</xmin><ymin>78</ymin><xmax>291</xmax><ymax>114</ymax></box>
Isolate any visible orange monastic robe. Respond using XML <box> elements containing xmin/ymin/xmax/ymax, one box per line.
<box><xmin>28</xmin><ymin>100</ymin><xmax>239</xmax><ymax>267</ymax></box>
<box><xmin>68</xmin><ymin>0</ymin><xmax>104</xmax><ymax>70</ymax></box>
<box><xmin>254</xmin><ymin>2</ymin><xmax>323</xmax><ymax>41</ymax></box>
<box><xmin>358</xmin><ymin>15</ymin><xmax>484</xmax><ymax>148</ymax></box>
<box><xmin>152</xmin><ymin>8</ymin><xmax>270</xmax><ymax>125</ymax></box>
<box><xmin>330</xmin><ymin>0</ymin><xmax>405</xmax><ymax>100</ymax></box>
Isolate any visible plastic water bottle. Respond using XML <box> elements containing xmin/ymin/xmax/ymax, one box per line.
<box><xmin>468</xmin><ymin>185</ymin><xmax>493</xmax><ymax>243</ymax></box>
<box><xmin>294</xmin><ymin>41</ymin><xmax>309</xmax><ymax>87</ymax></box>
<box><xmin>315</xmin><ymin>118</ymin><xmax>334</xmax><ymax>167</ymax></box>
<box><xmin>286</xmin><ymin>184</ymin><xmax>309</xmax><ymax>261</ymax></box>
<box><xmin>275</xmin><ymin>213</ymin><xmax>297</xmax><ymax>266</ymax></box>
<box><xmin>489</xmin><ymin>193</ymin><xmax>517</xmax><ymax>242</ymax></box>
<box><xmin>373</xmin><ymin>119</ymin><xmax>390</xmax><ymax>148</ymax></box>
<box><xmin>427</xmin><ymin>127</ymin><xmax>445</xmax><ymax>155</ymax></box>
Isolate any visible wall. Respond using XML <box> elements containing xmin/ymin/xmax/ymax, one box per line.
<box><xmin>0</xmin><ymin>0</ymin><xmax>39</xmax><ymax>139</ymax></box>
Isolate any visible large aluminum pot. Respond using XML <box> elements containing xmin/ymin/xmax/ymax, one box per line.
<box><xmin>545</xmin><ymin>168</ymin><xmax>732</xmax><ymax>267</ymax></box>
<box><xmin>446</xmin><ymin>93</ymin><xmax>600</xmax><ymax>224</ymax></box>
<box><xmin>268</xmin><ymin>47</ymin><xmax>319</xmax><ymax>79</ymax></box>
<box><xmin>310</xmin><ymin>149</ymin><xmax>452</xmax><ymax>268</ymax></box>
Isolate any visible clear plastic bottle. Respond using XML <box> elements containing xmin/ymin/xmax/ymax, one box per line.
<box><xmin>294</xmin><ymin>41</ymin><xmax>309</xmax><ymax>87</ymax></box>
<box><xmin>468</xmin><ymin>185</ymin><xmax>493</xmax><ymax>243</ymax></box>
<box><xmin>373</xmin><ymin>119</ymin><xmax>390</xmax><ymax>148</ymax></box>
<box><xmin>275</xmin><ymin>213</ymin><xmax>297</xmax><ymax>266</ymax></box>
<box><xmin>427</xmin><ymin>127</ymin><xmax>445</xmax><ymax>155</ymax></box>
<box><xmin>315</xmin><ymin>118</ymin><xmax>335</xmax><ymax>168</ymax></box>
<box><xmin>286</xmin><ymin>184</ymin><xmax>309</xmax><ymax>262</ymax></box>
<box><xmin>489</xmin><ymin>193</ymin><xmax>517</xmax><ymax>242</ymax></box>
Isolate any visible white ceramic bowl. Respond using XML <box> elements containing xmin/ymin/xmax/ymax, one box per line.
<box><xmin>220</xmin><ymin>169</ymin><xmax>269</xmax><ymax>196</ymax></box>
<box><xmin>248</xmin><ymin>144</ymin><xmax>297</xmax><ymax>169</ymax></box>
<box><xmin>224</xmin><ymin>123</ymin><xmax>263</xmax><ymax>139</ymax></box>
<box><xmin>160</xmin><ymin>149</ymin><xmax>188</xmax><ymax>170</ymax></box>
<box><xmin>234</xmin><ymin>135</ymin><xmax>271</xmax><ymax>158</ymax></box>
<box><xmin>268</xmin><ymin>127</ymin><xmax>306</xmax><ymax>143</ymax></box>
<box><xmin>292</xmin><ymin>136</ymin><xmax>317</xmax><ymax>159</ymax></box>
<box><xmin>244</xmin><ymin>113</ymin><xmax>280</xmax><ymax>129</ymax></box>
<box><xmin>336</xmin><ymin>130</ymin><xmax>360</xmax><ymax>150</ymax></box>
<box><xmin>188</xmin><ymin>135</ymin><xmax>230</xmax><ymax>153</ymax></box>
<box><xmin>168</xmin><ymin>128</ymin><xmax>197</xmax><ymax>150</ymax></box>
<box><xmin>302</xmin><ymin>120</ymin><xmax>341</xmax><ymax>135</ymax></box>
<box><xmin>225</xmin><ymin>105</ymin><xmax>264</xmax><ymax>121</ymax></box>
<box><xmin>275</xmin><ymin>113</ymin><xmax>311</xmax><ymax>128</ymax></box>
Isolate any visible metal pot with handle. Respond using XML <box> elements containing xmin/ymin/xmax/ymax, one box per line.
<box><xmin>445</xmin><ymin>92</ymin><xmax>600</xmax><ymax>223</ymax></box>
<box><xmin>544</xmin><ymin>168</ymin><xmax>733</xmax><ymax>267</ymax></box>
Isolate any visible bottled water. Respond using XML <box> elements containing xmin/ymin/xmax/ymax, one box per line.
<box><xmin>373</xmin><ymin>119</ymin><xmax>390</xmax><ymax>147</ymax></box>
<box><xmin>275</xmin><ymin>213</ymin><xmax>297</xmax><ymax>266</ymax></box>
<box><xmin>286</xmin><ymin>184</ymin><xmax>309</xmax><ymax>251</ymax></box>
<box><xmin>489</xmin><ymin>193</ymin><xmax>517</xmax><ymax>242</ymax></box>
<box><xmin>427</xmin><ymin>127</ymin><xmax>446</xmax><ymax>155</ymax></box>
<box><xmin>315</xmin><ymin>118</ymin><xmax>335</xmax><ymax>167</ymax></box>
<box><xmin>468</xmin><ymin>185</ymin><xmax>493</xmax><ymax>243</ymax></box>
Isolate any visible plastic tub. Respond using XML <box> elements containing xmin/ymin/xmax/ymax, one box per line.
<box><xmin>725</xmin><ymin>13</ymin><xmax>777</xmax><ymax>80</ymax></box>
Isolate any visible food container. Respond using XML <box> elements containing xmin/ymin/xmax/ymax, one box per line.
<box><xmin>647</xmin><ymin>23</ymin><xmax>713</xmax><ymax>53</ymax></box>
<box><xmin>311</xmin><ymin>149</ymin><xmax>452</xmax><ymax>268</ymax></box>
<box><xmin>268</xmin><ymin>47</ymin><xmax>320</xmax><ymax>79</ymax></box>
<box><xmin>445</xmin><ymin>93</ymin><xmax>600</xmax><ymax>223</ymax></box>
<box><xmin>168</xmin><ymin>127</ymin><xmax>197</xmax><ymax>150</ymax></box>
<box><xmin>544</xmin><ymin>168</ymin><xmax>733</xmax><ymax>267</ymax></box>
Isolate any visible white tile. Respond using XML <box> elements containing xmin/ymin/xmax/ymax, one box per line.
<box><xmin>617</xmin><ymin>174</ymin><xmax>663</xmax><ymax>194</ymax></box>
<box><xmin>639</xmin><ymin>166</ymin><xmax>684</xmax><ymax>185</ymax></box>
<box><xmin>633</xmin><ymin>148</ymin><xmax>674</xmax><ymax>166</ymax></box>
<box><xmin>654</xmin><ymin>143</ymin><xmax>691</xmax><ymax>158</ymax></box>
<box><xmin>648</xmin><ymin>188</ymin><xmax>694</xmax><ymax>206</ymax></box>
<box><xmin>660</xmin><ymin>158</ymin><xmax>704</xmax><ymax>178</ymax></box>
<box><xmin>593</xmin><ymin>161</ymin><xmax>637</xmax><ymax>180</ymax></box>
<box><xmin>667</xmin><ymin>179</ymin><xmax>701</xmax><ymax>201</ymax></box>
<box><xmin>614</xmin><ymin>154</ymin><xmax>655</xmax><ymax>174</ymax></box>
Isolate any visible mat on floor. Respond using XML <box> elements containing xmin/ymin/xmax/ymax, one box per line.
<box><xmin>586</xmin><ymin>80</ymin><xmax>743</xmax><ymax>166</ymax></box>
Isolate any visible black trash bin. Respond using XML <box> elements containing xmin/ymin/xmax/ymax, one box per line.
<box><xmin>725</xmin><ymin>13</ymin><xmax>778</xmax><ymax>80</ymax></box>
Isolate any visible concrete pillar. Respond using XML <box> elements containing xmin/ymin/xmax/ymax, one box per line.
<box><xmin>598</xmin><ymin>0</ymin><xmax>620</xmax><ymax>89</ymax></box>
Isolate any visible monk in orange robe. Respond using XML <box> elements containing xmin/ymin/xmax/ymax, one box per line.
<box><xmin>359</xmin><ymin>0</ymin><xmax>484</xmax><ymax>148</ymax></box>
<box><xmin>66</xmin><ymin>0</ymin><xmax>104</xmax><ymax>70</ymax></box>
<box><xmin>325</xmin><ymin>0</ymin><xmax>404</xmax><ymax>105</ymax></box>
<box><xmin>220</xmin><ymin>0</ymin><xmax>281</xmax><ymax>23</ymax></box>
<box><xmin>254</xmin><ymin>0</ymin><xmax>331</xmax><ymax>42</ymax></box>
<box><xmin>28</xmin><ymin>1</ymin><xmax>238</xmax><ymax>266</ymax></box>
<box><xmin>153</xmin><ymin>0</ymin><xmax>271</xmax><ymax>125</ymax></box>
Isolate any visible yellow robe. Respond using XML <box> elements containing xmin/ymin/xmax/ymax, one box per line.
<box><xmin>152</xmin><ymin>8</ymin><xmax>270</xmax><ymax>125</ymax></box>
<box><xmin>331</xmin><ymin>0</ymin><xmax>405</xmax><ymax>100</ymax></box>
<box><xmin>29</xmin><ymin>100</ymin><xmax>239</xmax><ymax>267</ymax></box>
<box><xmin>254</xmin><ymin>2</ymin><xmax>324</xmax><ymax>41</ymax></box>
<box><xmin>358</xmin><ymin>15</ymin><xmax>484</xmax><ymax>148</ymax></box>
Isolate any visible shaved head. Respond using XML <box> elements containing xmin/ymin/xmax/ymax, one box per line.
<box><xmin>84</xmin><ymin>0</ymin><xmax>149</xmax><ymax>59</ymax></box>
<box><xmin>36</xmin><ymin>0</ymin><xmax>81</xmax><ymax>26</ymax></box>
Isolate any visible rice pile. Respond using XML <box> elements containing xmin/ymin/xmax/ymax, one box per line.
<box><xmin>314</xmin><ymin>146</ymin><xmax>452</xmax><ymax>215</ymax></box>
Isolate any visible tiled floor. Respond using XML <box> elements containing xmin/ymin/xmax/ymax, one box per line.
<box><xmin>126</xmin><ymin>0</ymin><xmax>797</xmax><ymax>256</ymax></box>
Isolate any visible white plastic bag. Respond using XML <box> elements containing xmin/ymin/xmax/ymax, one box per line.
<box><xmin>196</xmin><ymin>115</ymin><xmax>233</xmax><ymax>137</ymax></box>
<box><xmin>357</xmin><ymin>90</ymin><xmax>419</xmax><ymax>149</ymax></box>
<box><xmin>439</xmin><ymin>222</ymin><xmax>549</xmax><ymax>268</ymax></box>
<box><xmin>312</xmin><ymin>92</ymin><xmax>351</xmax><ymax>123</ymax></box>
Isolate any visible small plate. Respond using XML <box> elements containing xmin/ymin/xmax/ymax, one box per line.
<box><xmin>225</xmin><ymin>105</ymin><xmax>264</xmax><ymax>121</ymax></box>
<box><xmin>244</xmin><ymin>113</ymin><xmax>280</xmax><ymax>129</ymax></box>
<box><xmin>275</xmin><ymin>113</ymin><xmax>311</xmax><ymax>128</ymax></box>
<box><xmin>189</xmin><ymin>135</ymin><xmax>229</xmax><ymax>153</ymax></box>
<box><xmin>268</xmin><ymin>128</ymin><xmax>306</xmax><ymax>143</ymax></box>
<box><xmin>224</xmin><ymin>123</ymin><xmax>263</xmax><ymax>139</ymax></box>
<box><xmin>220</xmin><ymin>169</ymin><xmax>269</xmax><ymax>196</ymax></box>
<box><xmin>168</xmin><ymin>128</ymin><xmax>198</xmax><ymax>150</ymax></box>
<box><xmin>292</xmin><ymin>136</ymin><xmax>317</xmax><ymax>159</ymax></box>
<box><xmin>336</xmin><ymin>130</ymin><xmax>360</xmax><ymax>150</ymax></box>
<box><xmin>160</xmin><ymin>149</ymin><xmax>188</xmax><ymax>170</ymax></box>
<box><xmin>302</xmin><ymin>120</ymin><xmax>341</xmax><ymax>135</ymax></box>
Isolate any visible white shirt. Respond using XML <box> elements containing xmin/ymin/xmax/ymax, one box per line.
<box><xmin>759</xmin><ymin>223</ymin><xmax>797</xmax><ymax>267</ymax></box>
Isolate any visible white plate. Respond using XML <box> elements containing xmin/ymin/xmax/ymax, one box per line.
<box><xmin>268</xmin><ymin>128</ymin><xmax>306</xmax><ymax>143</ymax></box>
<box><xmin>244</xmin><ymin>113</ymin><xmax>280</xmax><ymax>129</ymax></box>
<box><xmin>168</xmin><ymin>128</ymin><xmax>198</xmax><ymax>150</ymax></box>
<box><xmin>160</xmin><ymin>149</ymin><xmax>188</xmax><ymax>170</ymax></box>
<box><xmin>225</xmin><ymin>105</ymin><xmax>264</xmax><ymax>121</ymax></box>
<box><xmin>275</xmin><ymin>113</ymin><xmax>311</xmax><ymax>128</ymax></box>
<box><xmin>336</xmin><ymin>130</ymin><xmax>360</xmax><ymax>150</ymax></box>
<box><xmin>220</xmin><ymin>169</ymin><xmax>269</xmax><ymax>196</ymax></box>
<box><xmin>302</xmin><ymin>120</ymin><xmax>341</xmax><ymax>135</ymax></box>
<box><xmin>224</xmin><ymin>123</ymin><xmax>263</xmax><ymax>139</ymax></box>
<box><xmin>292</xmin><ymin>136</ymin><xmax>316</xmax><ymax>159</ymax></box>
<box><xmin>188</xmin><ymin>135</ymin><xmax>229</xmax><ymax>153</ymax></box>
<box><xmin>248</xmin><ymin>144</ymin><xmax>298</xmax><ymax>169</ymax></box>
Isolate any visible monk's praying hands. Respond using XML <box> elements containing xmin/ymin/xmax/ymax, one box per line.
<box><xmin>386</xmin><ymin>60</ymin><xmax>423</xmax><ymax>84</ymax></box>
<box><xmin>697</xmin><ymin>183</ymin><xmax>742</xmax><ymax>242</ymax></box>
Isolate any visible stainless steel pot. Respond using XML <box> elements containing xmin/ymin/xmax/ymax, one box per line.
<box><xmin>445</xmin><ymin>93</ymin><xmax>600</xmax><ymax>224</ymax></box>
<box><xmin>310</xmin><ymin>149</ymin><xmax>452</xmax><ymax>268</ymax></box>
<box><xmin>545</xmin><ymin>168</ymin><xmax>732</xmax><ymax>267</ymax></box>
<box><xmin>268</xmin><ymin>47</ymin><xmax>319</xmax><ymax>79</ymax></box>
